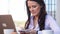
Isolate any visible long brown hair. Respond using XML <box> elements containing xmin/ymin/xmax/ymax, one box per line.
<box><xmin>25</xmin><ymin>0</ymin><xmax>47</xmax><ymax>31</ymax></box>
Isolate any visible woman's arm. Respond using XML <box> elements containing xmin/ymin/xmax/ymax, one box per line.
<box><xmin>48</xmin><ymin>15</ymin><xmax>60</xmax><ymax>34</ymax></box>
<box><xmin>37</xmin><ymin>15</ymin><xmax>60</xmax><ymax>34</ymax></box>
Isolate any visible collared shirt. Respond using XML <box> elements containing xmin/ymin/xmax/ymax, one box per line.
<box><xmin>28</xmin><ymin>15</ymin><xmax>60</xmax><ymax>34</ymax></box>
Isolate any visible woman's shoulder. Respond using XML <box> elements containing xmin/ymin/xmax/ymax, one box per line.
<box><xmin>45</xmin><ymin>14</ymin><xmax>56</xmax><ymax>23</ymax></box>
<box><xmin>46</xmin><ymin>14</ymin><xmax>55</xmax><ymax>20</ymax></box>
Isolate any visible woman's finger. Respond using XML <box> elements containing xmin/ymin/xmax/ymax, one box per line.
<box><xmin>20</xmin><ymin>32</ymin><xmax>25</xmax><ymax>34</ymax></box>
<box><xmin>11</xmin><ymin>32</ymin><xmax>17</xmax><ymax>34</ymax></box>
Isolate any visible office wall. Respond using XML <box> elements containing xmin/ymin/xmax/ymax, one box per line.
<box><xmin>0</xmin><ymin>0</ymin><xmax>8</xmax><ymax>14</ymax></box>
<box><xmin>56</xmin><ymin>0</ymin><xmax>60</xmax><ymax>26</ymax></box>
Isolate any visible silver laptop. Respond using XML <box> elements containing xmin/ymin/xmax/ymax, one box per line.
<box><xmin>0</xmin><ymin>15</ymin><xmax>16</xmax><ymax>34</ymax></box>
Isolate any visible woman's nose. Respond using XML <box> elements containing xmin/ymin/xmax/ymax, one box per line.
<box><xmin>30</xmin><ymin>7</ymin><xmax>34</xmax><ymax>12</ymax></box>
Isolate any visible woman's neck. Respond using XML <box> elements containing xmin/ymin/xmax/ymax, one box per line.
<box><xmin>33</xmin><ymin>15</ymin><xmax>39</xmax><ymax>29</ymax></box>
<box><xmin>34</xmin><ymin>15</ymin><xmax>39</xmax><ymax>20</ymax></box>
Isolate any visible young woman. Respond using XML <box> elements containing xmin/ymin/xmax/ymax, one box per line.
<box><xmin>11</xmin><ymin>0</ymin><xmax>60</xmax><ymax>34</ymax></box>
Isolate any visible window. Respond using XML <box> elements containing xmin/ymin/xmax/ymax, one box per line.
<box><xmin>44</xmin><ymin>0</ymin><xmax>56</xmax><ymax>19</ymax></box>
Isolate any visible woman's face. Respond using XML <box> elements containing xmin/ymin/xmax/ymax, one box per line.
<box><xmin>27</xmin><ymin>1</ymin><xmax>41</xmax><ymax>16</ymax></box>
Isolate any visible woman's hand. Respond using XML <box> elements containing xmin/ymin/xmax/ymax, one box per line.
<box><xmin>29</xmin><ymin>29</ymin><xmax>36</xmax><ymax>34</ymax></box>
<box><xmin>11</xmin><ymin>32</ymin><xmax>25</xmax><ymax>34</ymax></box>
<box><xmin>11</xmin><ymin>32</ymin><xmax>17</xmax><ymax>34</ymax></box>
<box><xmin>20</xmin><ymin>31</ymin><xmax>25</xmax><ymax>34</ymax></box>
<box><xmin>25</xmin><ymin>29</ymin><xmax>37</xmax><ymax>34</ymax></box>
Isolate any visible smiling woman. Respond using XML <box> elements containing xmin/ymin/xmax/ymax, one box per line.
<box><xmin>11</xmin><ymin>0</ymin><xmax>60</xmax><ymax>33</ymax></box>
<box><xmin>0</xmin><ymin>0</ymin><xmax>60</xmax><ymax>34</ymax></box>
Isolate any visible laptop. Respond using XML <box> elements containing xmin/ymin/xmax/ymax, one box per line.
<box><xmin>0</xmin><ymin>15</ymin><xmax>16</xmax><ymax>34</ymax></box>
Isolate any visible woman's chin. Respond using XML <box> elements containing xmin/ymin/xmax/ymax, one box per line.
<box><xmin>32</xmin><ymin>14</ymin><xmax>37</xmax><ymax>16</ymax></box>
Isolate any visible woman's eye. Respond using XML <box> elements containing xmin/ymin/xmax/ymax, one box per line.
<box><xmin>32</xmin><ymin>6</ymin><xmax>36</xmax><ymax>8</ymax></box>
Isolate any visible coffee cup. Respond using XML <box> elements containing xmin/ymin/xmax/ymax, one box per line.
<box><xmin>3</xmin><ymin>29</ymin><xmax>14</xmax><ymax>34</ymax></box>
<box><xmin>42</xmin><ymin>30</ymin><xmax>54</xmax><ymax>34</ymax></box>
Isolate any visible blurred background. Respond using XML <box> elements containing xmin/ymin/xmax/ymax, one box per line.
<box><xmin>0</xmin><ymin>0</ymin><xmax>60</xmax><ymax>31</ymax></box>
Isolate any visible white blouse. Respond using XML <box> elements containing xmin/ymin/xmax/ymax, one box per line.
<box><xmin>28</xmin><ymin>15</ymin><xmax>60</xmax><ymax>34</ymax></box>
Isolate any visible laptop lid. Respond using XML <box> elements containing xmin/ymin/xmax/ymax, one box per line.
<box><xmin>0</xmin><ymin>15</ymin><xmax>16</xmax><ymax>34</ymax></box>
